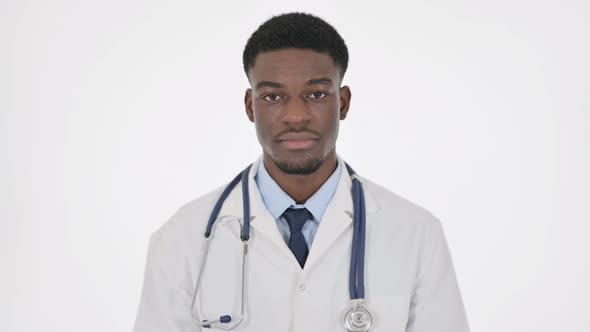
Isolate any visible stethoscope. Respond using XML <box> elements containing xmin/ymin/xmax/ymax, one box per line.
<box><xmin>191</xmin><ymin>163</ymin><xmax>372</xmax><ymax>331</ymax></box>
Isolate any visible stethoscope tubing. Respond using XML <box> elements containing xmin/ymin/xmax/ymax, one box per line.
<box><xmin>195</xmin><ymin>162</ymin><xmax>368</xmax><ymax>329</ymax></box>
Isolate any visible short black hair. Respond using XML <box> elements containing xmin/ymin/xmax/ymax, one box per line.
<box><xmin>242</xmin><ymin>12</ymin><xmax>349</xmax><ymax>79</ymax></box>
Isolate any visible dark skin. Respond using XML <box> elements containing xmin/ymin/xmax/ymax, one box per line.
<box><xmin>244</xmin><ymin>48</ymin><xmax>351</xmax><ymax>204</ymax></box>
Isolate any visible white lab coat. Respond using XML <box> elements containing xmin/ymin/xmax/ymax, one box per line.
<box><xmin>133</xmin><ymin>157</ymin><xmax>470</xmax><ymax>332</ymax></box>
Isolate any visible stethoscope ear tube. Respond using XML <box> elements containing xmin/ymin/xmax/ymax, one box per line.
<box><xmin>357</xmin><ymin>176</ymin><xmax>367</xmax><ymax>299</ymax></box>
<box><xmin>349</xmin><ymin>176</ymin><xmax>361</xmax><ymax>299</ymax></box>
<box><xmin>345</xmin><ymin>163</ymin><xmax>366</xmax><ymax>300</ymax></box>
<box><xmin>345</xmin><ymin>163</ymin><xmax>372</xmax><ymax>332</ymax></box>
<box><xmin>204</xmin><ymin>169</ymin><xmax>246</xmax><ymax>238</ymax></box>
<box><xmin>240</xmin><ymin>165</ymin><xmax>252</xmax><ymax>241</ymax></box>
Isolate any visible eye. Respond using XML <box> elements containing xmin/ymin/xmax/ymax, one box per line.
<box><xmin>309</xmin><ymin>91</ymin><xmax>328</xmax><ymax>99</ymax></box>
<box><xmin>262</xmin><ymin>93</ymin><xmax>283</xmax><ymax>102</ymax></box>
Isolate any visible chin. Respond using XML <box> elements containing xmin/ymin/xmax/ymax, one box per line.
<box><xmin>271</xmin><ymin>155</ymin><xmax>324</xmax><ymax>175</ymax></box>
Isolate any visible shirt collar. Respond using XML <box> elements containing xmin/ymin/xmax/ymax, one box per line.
<box><xmin>254</xmin><ymin>158</ymin><xmax>343</xmax><ymax>223</ymax></box>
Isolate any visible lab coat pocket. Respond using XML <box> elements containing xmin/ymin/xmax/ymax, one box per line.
<box><xmin>366</xmin><ymin>295</ymin><xmax>410</xmax><ymax>332</ymax></box>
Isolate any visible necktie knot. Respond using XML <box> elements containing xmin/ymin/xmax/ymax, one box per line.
<box><xmin>282</xmin><ymin>207</ymin><xmax>313</xmax><ymax>234</ymax></box>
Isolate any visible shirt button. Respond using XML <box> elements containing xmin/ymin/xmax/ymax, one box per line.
<box><xmin>298</xmin><ymin>283</ymin><xmax>306</xmax><ymax>291</ymax></box>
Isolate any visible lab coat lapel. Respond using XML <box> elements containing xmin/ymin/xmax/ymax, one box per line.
<box><xmin>246</xmin><ymin>158</ymin><xmax>299</xmax><ymax>263</ymax></box>
<box><xmin>302</xmin><ymin>162</ymin><xmax>354</xmax><ymax>272</ymax></box>
<box><xmin>248</xmin><ymin>203</ymin><xmax>296</xmax><ymax>264</ymax></box>
<box><xmin>303</xmin><ymin>158</ymin><xmax>381</xmax><ymax>273</ymax></box>
<box><xmin>222</xmin><ymin>157</ymin><xmax>298</xmax><ymax>266</ymax></box>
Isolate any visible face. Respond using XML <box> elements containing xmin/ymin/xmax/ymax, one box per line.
<box><xmin>244</xmin><ymin>48</ymin><xmax>351</xmax><ymax>175</ymax></box>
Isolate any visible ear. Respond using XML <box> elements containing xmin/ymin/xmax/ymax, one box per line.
<box><xmin>339</xmin><ymin>85</ymin><xmax>351</xmax><ymax>120</ymax></box>
<box><xmin>244</xmin><ymin>88</ymin><xmax>254</xmax><ymax>122</ymax></box>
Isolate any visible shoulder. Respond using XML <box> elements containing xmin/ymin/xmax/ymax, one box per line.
<box><xmin>142</xmin><ymin>183</ymin><xmax>235</xmax><ymax>288</ymax></box>
<box><xmin>360</xmin><ymin>176</ymin><xmax>444</xmax><ymax>236</ymax></box>
<box><xmin>148</xmin><ymin>184</ymin><xmax>227</xmax><ymax>261</ymax></box>
<box><xmin>359</xmin><ymin>176</ymin><xmax>451</xmax><ymax>279</ymax></box>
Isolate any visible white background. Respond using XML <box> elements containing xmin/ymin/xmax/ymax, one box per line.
<box><xmin>1</xmin><ymin>0</ymin><xmax>589</xmax><ymax>331</ymax></box>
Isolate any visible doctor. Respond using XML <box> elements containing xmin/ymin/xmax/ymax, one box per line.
<box><xmin>134</xmin><ymin>12</ymin><xmax>470</xmax><ymax>332</ymax></box>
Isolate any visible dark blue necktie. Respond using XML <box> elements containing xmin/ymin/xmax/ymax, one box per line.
<box><xmin>282</xmin><ymin>207</ymin><xmax>312</xmax><ymax>268</ymax></box>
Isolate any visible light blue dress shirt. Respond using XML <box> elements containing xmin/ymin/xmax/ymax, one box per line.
<box><xmin>254</xmin><ymin>159</ymin><xmax>342</xmax><ymax>248</ymax></box>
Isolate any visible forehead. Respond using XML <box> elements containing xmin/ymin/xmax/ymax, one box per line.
<box><xmin>248</xmin><ymin>48</ymin><xmax>340</xmax><ymax>84</ymax></box>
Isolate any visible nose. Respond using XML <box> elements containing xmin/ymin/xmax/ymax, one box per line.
<box><xmin>283</xmin><ymin>96</ymin><xmax>311</xmax><ymax>125</ymax></box>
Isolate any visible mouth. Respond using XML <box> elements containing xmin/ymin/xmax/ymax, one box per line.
<box><xmin>278</xmin><ymin>139</ymin><xmax>318</xmax><ymax>150</ymax></box>
<box><xmin>276</xmin><ymin>132</ymin><xmax>319</xmax><ymax>150</ymax></box>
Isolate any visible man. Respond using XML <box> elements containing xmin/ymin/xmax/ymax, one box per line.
<box><xmin>134</xmin><ymin>12</ymin><xmax>470</xmax><ymax>332</ymax></box>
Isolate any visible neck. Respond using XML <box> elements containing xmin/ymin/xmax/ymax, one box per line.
<box><xmin>263</xmin><ymin>151</ymin><xmax>338</xmax><ymax>204</ymax></box>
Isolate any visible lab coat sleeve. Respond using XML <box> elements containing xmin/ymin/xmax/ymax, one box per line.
<box><xmin>133</xmin><ymin>230</ymin><xmax>198</xmax><ymax>332</ymax></box>
<box><xmin>405</xmin><ymin>215</ymin><xmax>470</xmax><ymax>332</ymax></box>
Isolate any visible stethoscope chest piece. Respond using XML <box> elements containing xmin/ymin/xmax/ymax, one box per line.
<box><xmin>344</xmin><ymin>299</ymin><xmax>372</xmax><ymax>332</ymax></box>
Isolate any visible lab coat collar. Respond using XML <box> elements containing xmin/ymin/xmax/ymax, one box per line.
<box><xmin>217</xmin><ymin>155</ymin><xmax>380</xmax><ymax>271</ymax></box>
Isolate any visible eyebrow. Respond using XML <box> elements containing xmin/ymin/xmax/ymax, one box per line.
<box><xmin>255</xmin><ymin>81</ymin><xmax>284</xmax><ymax>89</ymax></box>
<box><xmin>307</xmin><ymin>77</ymin><xmax>333</xmax><ymax>86</ymax></box>
<box><xmin>254</xmin><ymin>77</ymin><xmax>334</xmax><ymax>90</ymax></box>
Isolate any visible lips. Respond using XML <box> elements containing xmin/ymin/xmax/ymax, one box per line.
<box><xmin>277</xmin><ymin>132</ymin><xmax>319</xmax><ymax>150</ymax></box>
